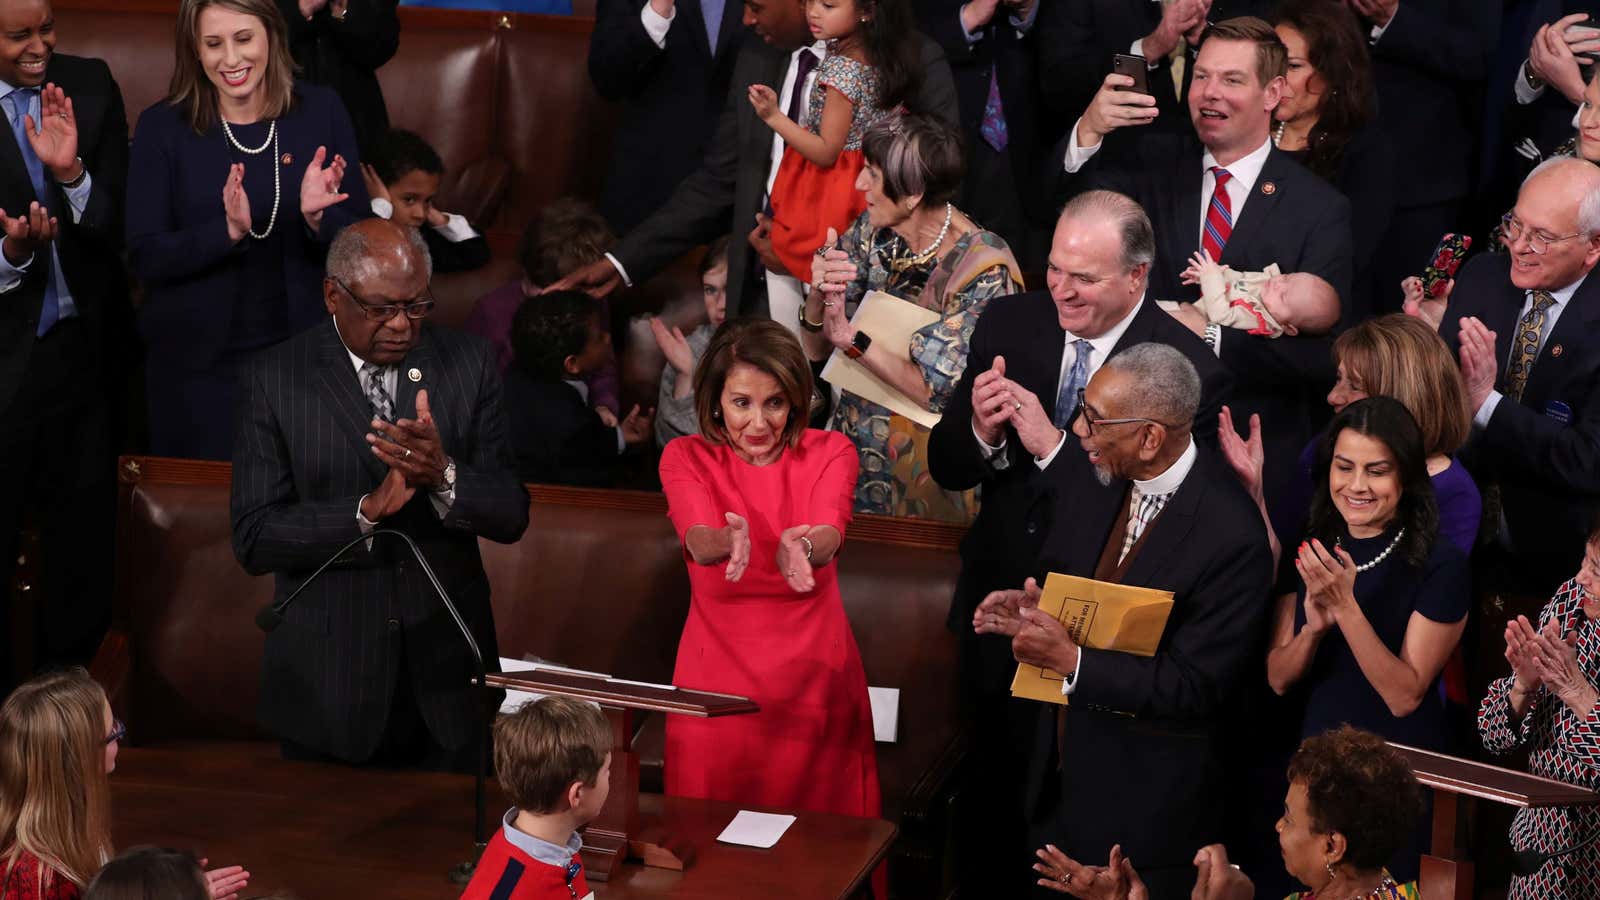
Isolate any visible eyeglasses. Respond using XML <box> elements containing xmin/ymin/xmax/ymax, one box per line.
<box><xmin>330</xmin><ymin>277</ymin><xmax>436</xmax><ymax>321</ymax></box>
<box><xmin>105</xmin><ymin>717</ymin><xmax>125</xmax><ymax>746</ymax></box>
<box><xmin>1076</xmin><ymin>388</ymin><xmax>1179</xmax><ymax>435</ymax></box>
<box><xmin>1500</xmin><ymin>214</ymin><xmax>1583</xmax><ymax>255</ymax></box>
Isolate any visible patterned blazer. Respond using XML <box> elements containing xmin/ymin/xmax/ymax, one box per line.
<box><xmin>1479</xmin><ymin>577</ymin><xmax>1600</xmax><ymax>900</ymax></box>
<box><xmin>231</xmin><ymin>318</ymin><xmax>529</xmax><ymax>762</ymax></box>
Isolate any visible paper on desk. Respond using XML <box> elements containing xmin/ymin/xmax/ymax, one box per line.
<box><xmin>868</xmin><ymin>686</ymin><xmax>899</xmax><ymax>743</ymax></box>
<box><xmin>820</xmin><ymin>290</ymin><xmax>942</xmax><ymax>428</ymax></box>
<box><xmin>716</xmin><ymin>811</ymin><xmax>797</xmax><ymax>849</ymax></box>
<box><xmin>497</xmin><ymin>657</ymin><xmax>546</xmax><ymax>714</ymax></box>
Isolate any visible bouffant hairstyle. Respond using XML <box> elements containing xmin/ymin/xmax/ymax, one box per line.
<box><xmin>1203</xmin><ymin>16</ymin><xmax>1289</xmax><ymax>86</ymax></box>
<box><xmin>167</xmin><ymin>0</ymin><xmax>297</xmax><ymax>135</ymax></box>
<box><xmin>1333</xmin><ymin>314</ymin><xmax>1471</xmax><ymax>458</ymax></box>
<box><xmin>861</xmin><ymin>115</ymin><xmax>965</xmax><ymax>208</ymax></box>
<box><xmin>1307</xmin><ymin>396</ymin><xmax>1439</xmax><ymax>568</ymax></box>
<box><xmin>83</xmin><ymin>847</ymin><xmax>209</xmax><ymax>900</ymax></box>
<box><xmin>494</xmin><ymin>697</ymin><xmax>612</xmax><ymax>815</ymax></box>
<box><xmin>1286</xmin><ymin>726</ymin><xmax>1424</xmax><ymax>871</ymax></box>
<box><xmin>510</xmin><ymin>289</ymin><xmax>598</xmax><ymax>382</ymax></box>
<box><xmin>1271</xmin><ymin>0</ymin><xmax>1376</xmax><ymax>181</ymax></box>
<box><xmin>692</xmin><ymin>319</ymin><xmax>813</xmax><ymax>448</ymax></box>
<box><xmin>518</xmin><ymin>198</ymin><xmax>616</xmax><ymax>287</ymax></box>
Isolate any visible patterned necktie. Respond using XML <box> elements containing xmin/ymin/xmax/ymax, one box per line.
<box><xmin>1053</xmin><ymin>339</ymin><xmax>1091</xmax><ymax>428</ymax></box>
<box><xmin>6</xmin><ymin>88</ymin><xmax>58</xmax><ymax>336</ymax></box>
<box><xmin>1121</xmin><ymin>488</ymin><xmax>1173</xmax><ymax>563</ymax></box>
<box><xmin>784</xmin><ymin>49</ymin><xmax>820</xmax><ymax>124</ymax></box>
<box><xmin>980</xmin><ymin>65</ymin><xmax>1008</xmax><ymax>152</ymax></box>
<box><xmin>1202</xmin><ymin>167</ymin><xmax>1233</xmax><ymax>263</ymax></box>
<box><xmin>1504</xmin><ymin>290</ymin><xmax>1556</xmax><ymax>402</ymax></box>
<box><xmin>701</xmin><ymin>0</ymin><xmax>723</xmax><ymax>52</ymax></box>
<box><xmin>362</xmin><ymin>362</ymin><xmax>394</xmax><ymax>422</ymax></box>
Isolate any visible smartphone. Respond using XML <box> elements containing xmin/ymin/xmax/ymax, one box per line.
<box><xmin>1422</xmin><ymin>233</ymin><xmax>1472</xmax><ymax>299</ymax></box>
<box><xmin>1111</xmin><ymin>52</ymin><xmax>1152</xmax><ymax>96</ymax></box>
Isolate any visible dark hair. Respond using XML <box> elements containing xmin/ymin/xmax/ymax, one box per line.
<box><xmin>855</xmin><ymin>0</ymin><xmax>922</xmax><ymax>111</ymax></box>
<box><xmin>83</xmin><ymin>847</ymin><xmax>208</xmax><ymax>900</ymax></box>
<box><xmin>692</xmin><ymin>319</ymin><xmax>813</xmax><ymax>448</ymax></box>
<box><xmin>371</xmin><ymin>128</ymin><xmax>444</xmax><ymax>184</ymax></box>
<box><xmin>1271</xmin><ymin>0</ymin><xmax>1376</xmax><ymax>181</ymax></box>
<box><xmin>699</xmin><ymin>236</ymin><xmax>733</xmax><ymax>279</ymax></box>
<box><xmin>861</xmin><ymin>115</ymin><xmax>964</xmax><ymax>207</ymax></box>
<box><xmin>510</xmin><ymin>290</ymin><xmax>599</xmax><ymax>382</ymax></box>
<box><xmin>1307</xmin><ymin>397</ymin><xmax>1437</xmax><ymax>568</ymax></box>
<box><xmin>495</xmin><ymin>697</ymin><xmax>612</xmax><ymax>816</ymax></box>
<box><xmin>1202</xmin><ymin>16</ymin><xmax>1288</xmax><ymax>85</ymax></box>
<box><xmin>518</xmin><ymin>198</ymin><xmax>616</xmax><ymax>287</ymax></box>
<box><xmin>1286</xmin><ymin>727</ymin><xmax>1424</xmax><ymax>872</ymax></box>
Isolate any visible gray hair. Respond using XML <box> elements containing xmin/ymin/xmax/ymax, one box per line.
<box><xmin>1525</xmin><ymin>156</ymin><xmax>1600</xmax><ymax>237</ymax></box>
<box><xmin>1101</xmin><ymin>342</ymin><xmax>1201</xmax><ymax>428</ymax></box>
<box><xmin>326</xmin><ymin>222</ymin><xmax>433</xmax><ymax>286</ymax></box>
<box><xmin>1059</xmin><ymin>190</ymin><xmax>1156</xmax><ymax>271</ymax></box>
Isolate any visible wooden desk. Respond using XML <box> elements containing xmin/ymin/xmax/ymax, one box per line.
<box><xmin>109</xmin><ymin>742</ymin><xmax>895</xmax><ymax>899</ymax></box>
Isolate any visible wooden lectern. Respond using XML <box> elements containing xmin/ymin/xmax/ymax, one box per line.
<box><xmin>486</xmin><ymin>670</ymin><xmax>758</xmax><ymax>882</ymax></box>
<box><xmin>1387</xmin><ymin>742</ymin><xmax>1600</xmax><ymax>900</ymax></box>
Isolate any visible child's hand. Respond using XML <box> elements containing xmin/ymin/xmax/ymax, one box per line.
<box><xmin>425</xmin><ymin>205</ymin><xmax>450</xmax><ymax>228</ymax></box>
<box><xmin>359</xmin><ymin>162</ymin><xmax>390</xmax><ymax>205</ymax></box>
<box><xmin>748</xmin><ymin>84</ymin><xmax>780</xmax><ymax>122</ymax></box>
<box><xmin>594</xmin><ymin>405</ymin><xmax>618</xmax><ymax>428</ymax></box>
<box><xmin>1180</xmin><ymin>249</ymin><xmax>1217</xmax><ymax>286</ymax></box>
<box><xmin>619</xmin><ymin>404</ymin><xmax>655</xmax><ymax>445</ymax></box>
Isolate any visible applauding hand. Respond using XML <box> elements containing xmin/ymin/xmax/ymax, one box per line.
<box><xmin>300</xmin><ymin>145</ymin><xmax>350</xmax><ymax>233</ymax></box>
<box><xmin>1035</xmin><ymin>842</ymin><xmax>1144</xmax><ymax>900</ymax></box>
<box><xmin>223</xmin><ymin>163</ymin><xmax>252</xmax><ymax>242</ymax></box>
<box><xmin>722</xmin><ymin>512</ymin><xmax>751</xmax><ymax>582</ymax></box>
<box><xmin>199</xmin><ymin>859</ymin><xmax>251</xmax><ymax>900</ymax></box>
<box><xmin>973</xmin><ymin>576</ymin><xmax>1041</xmax><ymax>637</ymax></box>
<box><xmin>777</xmin><ymin>524</ymin><xmax>818</xmax><ymax>593</ymax></box>
<box><xmin>26</xmin><ymin>83</ymin><xmax>80</xmax><ymax>183</ymax></box>
<box><xmin>1294</xmin><ymin>539</ymin><xmax>1355</xmax><ymax>630</ymax></box>
<box><xmin>0</xmin><ymin>201</ymin><xmax>56</xmax><ymax>266</ymax></box>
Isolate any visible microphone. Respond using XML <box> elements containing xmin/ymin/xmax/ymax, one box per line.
<box><xmin>1511</xmin><ymin>829</ymin><xmax>1600</xmax><ymax>877</ymax></box>
<box><xmin>253</xmin><ymin>528</ymin><xmax>491</xmax><ymax>881</ymax></box>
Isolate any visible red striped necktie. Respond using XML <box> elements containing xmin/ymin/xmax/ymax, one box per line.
<box><xmin>1202</xmin><ymin>167</ymin><xmax>1233</xmax><ymax>262</ymax></box>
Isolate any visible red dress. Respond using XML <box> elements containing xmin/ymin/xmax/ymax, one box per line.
<box><xmin>659</xmin><ymin>430</ymin><xmax>880</xmax><ymax>818</ymax></box>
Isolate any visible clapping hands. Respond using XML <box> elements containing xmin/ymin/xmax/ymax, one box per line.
<box><xmin>300</xmin><ymin>145</ymin><xmax>350</xmax><ymax>233</ymax></box>
<box><xmin>1294</xmin><ymin>539</ymin><xmax>1355</xmax><ymax>632</ymax></box>
<box><xmin>25</xmin><ymin>83</ymin><xmax>80</xmax><ymax>182</ymax></box>
<box><xmin>0</xmin><ymin>201</ymin><xmax>56</xmax><ymax>266</ymax></box>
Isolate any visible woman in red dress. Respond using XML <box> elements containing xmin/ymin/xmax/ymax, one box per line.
<box><xmin>659</xmin><ymin>319</ymin><xmax>880</xmax><ymax>819</ymax></box>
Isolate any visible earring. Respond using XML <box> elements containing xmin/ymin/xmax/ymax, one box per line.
<box><xmin>712</xmin><ymin>408</ymin><xmax>722</xmax><ymax>420</ymax></box>
<box><xmin>1325</xmin><ymin>861</ymin><xmax>1337</xmax><ymax>881</ymax></box>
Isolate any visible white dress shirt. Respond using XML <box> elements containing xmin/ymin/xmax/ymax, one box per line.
<box><xmin>1473</xmin><ymin>270</ymin><xmax>1591</xmax><ymax>427</ymax></box>
<box><xmin>369</xmin><ymin>198</ymin><xmax>480</xmax><ymax>243</ymax></box>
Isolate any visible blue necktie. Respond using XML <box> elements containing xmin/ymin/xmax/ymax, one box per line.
<box><xmin>6</xmin><ymin>88</ymin><xmax>58</xmax><ymax>336</ymax></box>
<box><xmin>1053</xmin><ymin>339</ymin><xmax>1090</xmax><ymax>428</ymax></box>
<box><xmin>701</xmin><ymin>0</ymin><xmax>724</xmax><ymax>52</ymax></box>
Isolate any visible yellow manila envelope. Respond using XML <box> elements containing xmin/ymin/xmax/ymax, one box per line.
<box><xmin>819</xmin><ymin>290</ymin><xmax>942</xmax><ymax>428</ymax></box>
<box><xmin>1009</xmin><ymin>572</ymin><xmax>1175</xmax><ymax>705</ymax></box>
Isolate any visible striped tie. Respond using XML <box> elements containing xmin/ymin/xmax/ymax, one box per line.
<box><xmin>1202</xmin><ymin>167</ymin><xmax>1233</xmax><ymax>262</ymax></box>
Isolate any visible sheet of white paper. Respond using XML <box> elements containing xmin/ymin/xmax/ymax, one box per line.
<box><xmin>605</xmin><ymin>676</ymin><xmax>678</xmax><ymax>691</ymax></box>
<box><xmin>868</xmin><ymin>686</ymin><xmax>899</xmax><ymax>743</ymax></box>
<box><xmin>716</xmin><ymin>810</ymin><xmax>798</xmax><ymax>849</ymax></box>
<box><xmin>820</xmin><ymin>290</ymin><xmax>942</xmax><ymax>428</ymax></box>
<box><xmin>497</xmin><ymin>657</ymin><xmax>546</xmax><ymax>714</ymax></box>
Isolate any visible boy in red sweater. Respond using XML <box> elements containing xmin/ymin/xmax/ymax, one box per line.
<box><xmin>461</xmin><ymin>697</ymin><xmax>612</xmax><ymax>900</ymax></box>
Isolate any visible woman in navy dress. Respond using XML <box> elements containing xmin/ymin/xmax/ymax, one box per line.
<box><xmin>127</xmin><ymin>0</ymin><xmax>367</xmax><ymax>459</ymax></box>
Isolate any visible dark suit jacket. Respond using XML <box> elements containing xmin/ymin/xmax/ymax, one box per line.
<box><xmin>231</xmin><ymin>320</ymin><xmax>529</xmax><ymax>762</ymax></box>
<box><xmin>503</xmin><ymin>371</ymin><xmax>624</xmax><ymax>487</ymax></box>
<box><xmin>1023</xmin><ymin>446</ymin><xmax>1274</xmax><ymax>875</ymax></box>
<box><xmin>590</xmin><ymin>0</ymin><xmax>746</xmax><ymax>233</ymax></box>
<box><xmin>1364</xmin><ymin>0</ymin><xmax>1497</xmax><ymax>209</ymax></box>
<box><xmin>610</xmin><ymin>33</ymin><xmax>959</xmax><ymax>318</ymax></box>
<box><xmin>0</xmin><ymin>54</ymin><xmax>127</xmax><ymax>413</ymax></box>
<box><xmin>126</xmin><ymin>82</ymin><xmax>370</xmax><ymax>368</ymax></box>
<box><xmin>278</xmin><ymin>0</ymin><xmax>399</xmax><ymax>157</ymax></box>
<box><xmin>1034</xmin><ymin>0</ymin><xmax>1269</xmax><ymax>132</ymax></box>
<box><xmin>1443</xmin><ymin>254</ymin><xmax>1600</xmax><ymax>592</ymax></box>
<box><xmin>1062</xmin><ymin>131</ymin><xmax>1353</xmax><ymax>514</ymax></box>
<box><xmin>926</xmin><ymin>292</ymin><xmax>1232</xmax><ymax>691</ymax></box>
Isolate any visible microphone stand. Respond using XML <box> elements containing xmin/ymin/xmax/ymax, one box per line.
<box><xmin>1511</xmin><ymin>828</ymin><xmax>1600</xmax><ymax>877</ymax></box>
<box><xmin>255</xmin><ymin>528</ymin><xmax>490</xmax><ymax>884</ymax></box>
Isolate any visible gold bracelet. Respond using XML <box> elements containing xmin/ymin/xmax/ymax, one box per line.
<box><xmin>798</xmin><ymin>302</ymin><xmax>825</xmax><ymax>333</ymax></box>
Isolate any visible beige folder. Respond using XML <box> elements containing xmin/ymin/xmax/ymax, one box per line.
<box><xmin>819</xmin><ymin>290</ymin><xmax>941</xmax><ymax>428</ymax></box>
<box><xmin>1009</xmin><ymin>572</ymin><xmax>1175</xmax><ymax>705</ymax></box>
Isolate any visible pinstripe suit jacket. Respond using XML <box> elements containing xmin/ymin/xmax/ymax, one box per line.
<box><xmin>231</xmin><ymin>318</ymin><xmax>529</xmax><ymax>762</ymax></box>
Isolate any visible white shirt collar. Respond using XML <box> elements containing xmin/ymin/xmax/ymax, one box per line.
<box><xmin>1068</xmin><ymin>296</ymin><xmax>1145</xmax><ymax>359</ymax></box>
<box><xmin>1538</xmin><ymin>268</ymin><xmax>1591</xmax><ymax>309</ymax></box>
<box><xmin>1201</xmin><ymin>135</ymin><xmax>1274</xmax><ymax>193</ymax></box>
<box><xmin>794</xmin><ymin>40</ymin><xmax>826</xmax><ymax>63</ymax></box>
<box><xmin>1134</xmin><ymin>437</ymin><xmax>1197</xmax><ymax>497</ymax></box>
<box><xmin>499</xmin><ymin>808</ymin><xmax>583</xmax><ymax>869</ymax></box>
<box><xmin>564</xmin><ymin>377</ymin><xmax>591</xmax><ymax>403</ymax></box>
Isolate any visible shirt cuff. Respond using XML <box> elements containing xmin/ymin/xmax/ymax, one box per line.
<box><xmin>428</xmin><ymin>484</ymin><xmax>455</xmax><ymax>520</ymax></box>
<box><xmin>62</xmin><ymin>170</ymin><xmax>91</xmax><ymax>222</ymax></box>
<box><xmin>370</xmin><ymin>197</ymin><xmax>394</xmax><ymax>220</ymax></box>
<box><xmin>641</xmin><ymin>1</ymin><xmax>674</xmax><ymax>47</ymax></box>
<box><xmin>973</xmin><ymin>420</ymin><xmax>1010</xmax><ymax>470</ymax></box>
<box><xmin>1368</xmin><ymin>6</ymin><xmax>1396</xmax><ymax>43</ymax></box>
<box><xmin>356</xmin><ymin>495</ymin><xmax>378</xmax><ymax>533</ymax></box>
<box><xmin>1034</xmin><ymin>428</ymin><xmax>1068</xmax><ymax>470</ymax></box>
<box><xmin>1474</xmin><ymin>390</ymin><xmax>1503</xmax><ymax>429</ymax></box>
<box><xmin>1514</xmin><ymin>61</ymin><xmax>1545</xmax><ymax>104</ymax></box>
<box><xmin>961</xmin><ymin>6</ymin><xmax>983</xmax><ymax>43</ymax></box>
<box><xmin>1059</xmin><ymin>652</ymin><xmax>1083</xmax><ymax>696</ymax></box>
<box><xmin>1010</xmin><ymin>0</ymin><xmax>1038</xmax><ymax>35</ymax></box>
<box><xmin>0</xmin><ymin>242</ymin><xmax>32</xmax><ymax>294</ymax></box>
<box><xmin>604</xmin><ymin>252</ymin><xmax>634</xmax><ymax>288</ymax></box>
<box><xmin>1063</xmin><ymin>118</ymin><xmax>1101</xmax><ymax>173</ymax></box>
<box><xmin>431</xmin><ymin>213</ymin><xmax>479</xmax><ymax>243</ymax></box>
<box><xmin>1130</xmin><ymin>39</ymin><xmax>1158</xmax><ymax>68</ymax></box>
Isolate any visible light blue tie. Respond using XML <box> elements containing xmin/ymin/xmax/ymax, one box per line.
<box><xmin>1053</xmin><ymin>339</ymin><xmax>1091</xmax><ymax>428</ymax></box>
<box><xmin>6</xmin><ymin>88</ymin><xmax>58</xmax><ymax>336</ymax></box>
<box><xmin>701</xmin><ymin>0</ymin><xmax>724</xmax><ymax>51</ymax></box>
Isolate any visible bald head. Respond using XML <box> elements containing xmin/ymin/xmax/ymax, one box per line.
<box><xmin>327</xmin><ymin>218</ymin><xmax>432</xmax><ymax>288</ymax></box>
<box><xmin>1508</xmin><ymin>157</ymin><xmax>1600</xmax><ymax>292</ymax></box>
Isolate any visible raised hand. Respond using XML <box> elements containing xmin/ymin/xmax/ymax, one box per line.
<box><xmin>960</xmin><ymin>0</ymin><xmax>1001</xmax><ymax>33</ymax></box>
<box><xmin>1504</xmin><ymin>615</ymin><xmax>1545</xmax><ymax>696</ymax></box>
<box><xmin>1527</xmin><ymin>617</ymin><xmax>1598</xmax><ymax>715</ymax></box>
<box><xmin>1401</xmin><ymin>274</ymin><xmax>1450</xmax><ymax>331</ymax></box>
<box><xmin>1456</xmin><ymin>317</ymin><xmax>1499</xmax><ymax>412</ymax></box>
<box><xmin>777</xmin><ymin>523</ymin><xmax>817</xmax><ymax>593</ymax></box>
<box><xmin>1216</xmin><ymin>406</ymin><xmax>1265</xmax><ymax>499</ymax></box>
<box><xmin>25</xmin><ymin>83</ymin><xmax>79</xmax><ymax>182</ymax></box>
<box><xmin>367</xmin><ymin>389</ymin><xmax>451</xmax><ymax>491</ymax></box>
<box><xmin>723</xmin><ymin>511</ymin><xmax>751</xmax><ymax>582</ymax></box>
<box><xmin>1078</xmin><ymin>73</ymin><xmax>1160</xmax><ymax>146</ymax></box>
<box><xmin>199</xmin><ymin>859</ymin><xmax>251</xmax><ymax>900</ymax></box>
<box><xmin>988</xmin><ymin>373</ymin><xmax>1061</xmax><ymax>459</ymax></box>
<box><xmin>1144</xmin><ymin>0</ymin><xmax>1207</xmax><ymax>59</ymax></box>
<box><xmin>974</xmin><ymin>576</ymin><xmax>1041</xmax><ymax>637</ymax></box>
<box><xmin>811</xmin><ymin>226</ymin><xmax>856</xmax><ymax>298</ymax></box>
<box><xmin>1034</xmin><ymin>842</ymin><xmax>1138</xmax><ymax>899</ymax></box>
<box><xmin>359</xmin><ymin>161</ymin><xmax>390</xmax><ymax>207</ymax></box>
<box><xmin>1529</xmin><ymin>15</ymin><xmax>1594</xmax><ymax>105</ymax></box>
<box><xmin>300</xmin><ymin>145</ymin><xmax>350</xmax><ymax>233</ymax></box>
<box><xmin>1294</xmin><ymin>539</ymin><xmax>1356</xmax><ymax>626</ymax></box>
<box><xmin>650</xmin><ymin>316</ymin><xmax>697</xmax><ymax>375</ymax></box>
<box><xmin>747</xmin><ymin>84</ymin><xmax>780</xmax><ymax>122</ymax></box>
<box><xmin>619</xmin><ymin>404</ymin><xmax>655</xmax><ymax>445</ymax></box>
<box><xmin>1190</xmin><ymin>845</ymin><xmax>1252</xmax><ymax>900</ymax></box>
<box><xmin>970</xmin><ymin>355</ymin><xmax>1014</xmax><ymax>446</ymax></box>
<box><xmin>223</xmin><ymin>163</ymin><xmax>252</xmax><ymax>242</ymax></box>
<box><xmin>0</xmin><ymin>202</ymin><xmax>57</xmax><ymax>266</ymax></box>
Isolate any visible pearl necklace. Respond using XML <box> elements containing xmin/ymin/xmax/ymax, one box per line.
<box><xmin>1337</xmin><ymin>528</ymin><xmax>1406</xmax><ymax>573</ymax></box>
<box><xmin>221</xmin><ymin>120</ymin><xmax>281</xmax><ymax>240</ymax></box>
<box><xmin>907</xmin><ymin>203</ymin><xmax>953</xmax><ymax>263</ymax></box>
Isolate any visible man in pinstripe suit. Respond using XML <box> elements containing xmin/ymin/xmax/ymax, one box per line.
<box><xmin>232</xmin><ymin>219</ymin><xmax>529</xmax><ymax>768</ymax></box>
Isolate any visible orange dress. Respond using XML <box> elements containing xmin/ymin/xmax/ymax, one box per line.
<box><xmin>658</xmin><ymin>430</ymin><xmax>880</xmax><ymax>819</ymax></box>
<box><xmin>768</xmin><ymin>49</ymin><xmax>892</xmax><ymax>283</ymax></box>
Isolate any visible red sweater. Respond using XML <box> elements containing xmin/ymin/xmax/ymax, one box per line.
<box><xmin>459</xmin><ymin>828</ymin><xmax>590</xmax><ymax>900</ymax></box>
<box><xmin>0</xmin><ymin>850</ymin><xmax>81</xmax><ymax>900</ymax></box>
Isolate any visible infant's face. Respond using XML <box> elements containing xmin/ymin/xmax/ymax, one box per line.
<box><xmin>1259</xmin><ymin>275</ymin><xmax>1295</xmax><ymax>325</ymax></box>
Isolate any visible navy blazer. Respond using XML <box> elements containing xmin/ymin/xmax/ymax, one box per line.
<box><xmin>126</xmin><ymin>82</ymin><xmax>369</xmax><ymax>368</ymax></box>
<box><xmin>1444</xmin><ymin>253</ymin><xmax>1600</xmax><ymax>589</ymax></box>
<box><xmin>231</xmin><ymin>319</ymin><xmax>528</xmax><ymax>762</ymax></box>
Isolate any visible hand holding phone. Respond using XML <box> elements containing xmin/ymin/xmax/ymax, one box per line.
<box><xmin>1421</xmin><ymin>233</ymin><xmax>1471</xmax><ymax>299</ymax></box>
<box><xmin>1111</xmin><ymin>52</ymin><xmax>1152</xmax><ymax>96</ymax></box>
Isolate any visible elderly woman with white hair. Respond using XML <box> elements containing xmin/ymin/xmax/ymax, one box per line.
<box><xmin>803</xmin><ymin>114</ymin><xmax>1023</xmax><ymax>522</ymax></box>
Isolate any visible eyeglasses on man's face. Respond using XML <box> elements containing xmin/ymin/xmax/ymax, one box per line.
<box><xmin>330</xmin><ymin>276</ymin><xmax>437</xmax><ymax>321</ymax></box>
<box><xmin>1500</xmin><ymin>214</ymin><xmax>1583</xmax><ymax>256</ymax></box>
<box><xmin>1075</xmin><ymin>388</ymin><xmax>1178</xmax><ymax>435</ymax></box>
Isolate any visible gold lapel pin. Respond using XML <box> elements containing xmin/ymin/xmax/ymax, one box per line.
<box><xmin>407</xmin><ymin>367</ymin><xmax>422</xmax><ymax>382</ymax></box>
<box><xmin>1260</xmin><ymin>181</ymin><xmax>1277</xmax><ymax>196</ymax></box>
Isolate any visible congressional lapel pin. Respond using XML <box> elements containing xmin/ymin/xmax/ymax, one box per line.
<box><xmin>1545</xmin><ymin>400</ymin><xmax>1573</xmax><ymax>425</ymax></box>
<box><xmin>1260</xmin><ymin>181</ymin><xmax>1277</xmax><ymax>196</ymax></box>
<box><xmin>407</xmin><ymin>367</ymin><xmax>423</xmax><ymax>383</ymax></box>
<box><xmin>281</xmin><ymin>152</ymin><xmax>293</xmax><ymax>167</ymax></box>
<box><xmin>1551</xmin><ymin>344</ymin><xmax>1565</xmax><ymax>358</ymax></box>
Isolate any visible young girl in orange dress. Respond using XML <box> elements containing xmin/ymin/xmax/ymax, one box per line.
<box><xmin>748</xmin><ymin>0</ymin><xmax>920</xmax><ymax>283</ymax></box>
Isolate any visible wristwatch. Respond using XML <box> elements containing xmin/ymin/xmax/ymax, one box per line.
<box><xmin>1523</xmin><ymin>59</ymin><xmax>1544</xmax><ymax>91</ymax></box>
<box><xmin>844</xmin><ymin>330</ymin><xmax>872</xmax><ymax>360</ymax></box>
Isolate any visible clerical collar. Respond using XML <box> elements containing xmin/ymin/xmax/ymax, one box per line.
<box><xmin>1134</xmin><ymin>438</ymin><xmax>1196</xmax><ymax>497</ymax></box>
